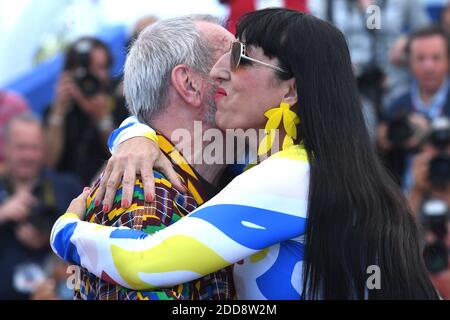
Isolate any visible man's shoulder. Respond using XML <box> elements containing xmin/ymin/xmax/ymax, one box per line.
<box><xmin>386</xmin><ymin>91</ymin><xmax>414</xmax><ymax>120</ymax></box>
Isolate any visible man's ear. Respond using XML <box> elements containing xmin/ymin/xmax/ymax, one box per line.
<box><xmin>171</xmin><ymin>65</ymin><xmax>202</xmax><ymax>107</ymax></box>
<box><xmin>282</xmin><ymin>78</ymin><xmax>298</xmax><ymax>106</ymax></box>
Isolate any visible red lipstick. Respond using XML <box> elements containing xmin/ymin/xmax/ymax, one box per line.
<box><xmin>215</xmin><ymin>87</ymin><xmax>227</xmax><ymax>100</ymax></box>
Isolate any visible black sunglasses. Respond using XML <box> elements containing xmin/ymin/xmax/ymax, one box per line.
<box><xmin>230</xmin><ymin>41</ymin><xmax>290</xmax><ymax>74</ymax></box>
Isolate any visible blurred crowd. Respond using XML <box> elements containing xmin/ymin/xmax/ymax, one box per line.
<box><xmin>0</xmin><ymin>15</ymin><xmax>156</xmax><ymax>300</ymax></box>
<box><xmin>0</xmin><ymin>0</ymin><xmax>450</xmax><ymax>300</ymax></box>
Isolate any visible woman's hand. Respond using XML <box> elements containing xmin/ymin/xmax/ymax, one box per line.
<box><xmin>66</xmin><ymin>187</ymin><xmax>91</xmax><ymax>219</ymax></box>
<box><xmin>94</xmin><ymin>137</ymin><xmax>184</xmax><ymax>212</ymax></box>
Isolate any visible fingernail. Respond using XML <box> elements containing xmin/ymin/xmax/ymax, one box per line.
<box><xmin>94</xmin><ymin>199</ymin><xmax>100</xmax><ymax>206</ymax></box>
<box><xmin>83</xmin><ymin>187</ymin><xmax>90</xmax><ymax>192</ymax></box>
<box><xmin>145</xmin><ymin>194</ymin><xmax>153</xmax><ymax>202</ymax></box>
<box><xmin>122</xmin><ymin>200</ymin><xmax>129</xmax><ymax>208</ymax></box>
<box><xmin>102</xmin><ymin>204</ymin><xmax>109</xmax><ymax>212</ymax></box>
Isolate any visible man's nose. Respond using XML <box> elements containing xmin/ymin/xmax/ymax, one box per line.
<box><xmin>422</xmin><ymin>58</ymin><xmax>436</xmax><ymax>70</ymax></box>
<box><xmin>210</xmin><ymin>53</ymin><xmax>231</xmax><ymax>81</ymax></box>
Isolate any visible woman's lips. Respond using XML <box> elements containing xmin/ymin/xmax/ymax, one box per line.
<box><xmin>214</xmin><ymin>87</ymin><xmax>227</xmax><ymax>100</ymax></box>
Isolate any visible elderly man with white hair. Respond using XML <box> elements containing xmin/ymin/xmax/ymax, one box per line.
<box><xmin>59</xmin><ymin>15</ymin><xmax>236</xmax><ymax>300</ymax></box>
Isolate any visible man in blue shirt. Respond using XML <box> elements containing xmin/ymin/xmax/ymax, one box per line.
<box><xmin>379</xmin><ymin>25</ymin><xmax>450</xmax><ymax>192</ymax></box>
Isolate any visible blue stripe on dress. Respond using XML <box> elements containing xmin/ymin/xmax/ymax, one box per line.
<box><xmin>110</xmin><ymin>229</ymin><xmax>149</xmax><ymax>239</ymax></box>
<box><xmin>107</xmin><ymin>121</ymin><xmax>136</xmax><ymax>151</ymax></box>
<box><xmin>190</xmin><ymin>204</ymin><xmax>306</xmax><ymax>250</ymax></box>
<box><xmin>53</xmin><ymin>222</ymin><xmax>82</xmax><ymax>265</ymax></box>
<box><xmin>257</xmin><ymin>240</ymin><xmax>304</xmax><ymax>300</ymax></box>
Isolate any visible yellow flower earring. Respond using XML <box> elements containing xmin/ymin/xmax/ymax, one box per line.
<box><xmin>257</xmin><ymin>102</ymin><xmax>300</xmax><ymax>156</ymax></box>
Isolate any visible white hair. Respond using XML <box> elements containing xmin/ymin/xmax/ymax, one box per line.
<box><xmin>124</xmin><ymin>14</ymin><xmax>221</xmax><ymax>123</ymax></box>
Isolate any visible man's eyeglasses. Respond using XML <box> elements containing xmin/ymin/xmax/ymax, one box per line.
<box><xmin>230</xmin><ymin>41</ymin><xmax>290</xmax><ymax>75</ymax></box>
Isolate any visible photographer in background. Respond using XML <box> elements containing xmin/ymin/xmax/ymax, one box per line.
<box><xmin>0</xmin><ymin>114</ymin><xmax>82</xmax><ymax>299</ymax></box>
<box><xmin>45</xmin><ymin>37</ymin><xmax>128</xmax><ymax>185</ymax></box>
<box><xmin>408</xmin><ymin>117</ymin><xmax>450</xmax><ymax>299</ymax></box>
<box><xmin>0</xmin><ymin>91</ymin><xmax>30</xmax><ymax>173</ymax></box>
<box><xmin>378</xmin><ymin>25</ymin><xmax>450</xmax><ymax>190</ymax></box>
<box><xmin>309</xmin><ymin>0</ymin><xmax>430</xmax><ymax>112</ymax></box>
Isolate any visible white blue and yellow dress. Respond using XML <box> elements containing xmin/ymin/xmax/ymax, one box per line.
<box><xmin>50</xmin><ymin>118</ymin><xmax>310</xmax><ymax>300</ymax></box>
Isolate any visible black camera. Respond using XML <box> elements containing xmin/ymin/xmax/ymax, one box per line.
<box><xmin>429</xmin><ymin>153</ymin><xmax>450</xmax><ymax>189</ymax></box>
<box><xmin>355</xmin><ymin>63</ymin><xmax>384</xmax><ymax>93</ymax></box>
<box><xmin>428</xmin><ymin>118</ymin><xmax>450</xmax><ymax>188</ymax></box>
<box><xmin>386</xmin><ymin>115</ymin><xmax>428</xmax><ymax>150</ymax></box>
<box><xmin>27</xmin><ymin>201</ymin><xmax>57</xmax><ymax>233</ymax></box>
<box><xmin>421</xmin><ymin>199</ymin><xmax>449</xmax><ymax>239</ymax></box>
<box><xmin>429</xmin><ymin>117</ymin><xmax>450</xmax><ymax>150</ymax></box>
<box><xmin>27</xmin><ymin>181</ymin><xmax>58</xmax><ymax>233</ymax></box>
<box><xmin>423</xmin><ymin>241</ymin><xmax>448</xmax><ymax>274</ymax></box>
<box><xmin>72</xmin><ymin>40</ymin><xmax>103</xmax><ymax>97</ymax></box>
<box><xmin>421</xmin><ymin>199</ymin><xmax>449</xmax><ymax>274</ymax></box>
<box><xmin>387</xmin><ymin>116</ymin><xmax>415</xmax><ymax>148</ymax></box>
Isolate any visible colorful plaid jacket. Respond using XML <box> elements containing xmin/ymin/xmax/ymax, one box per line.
<box><xmin>73</xmin><ymin>133</ymin><xmax>235</xmax><ymax>300</ymax></box>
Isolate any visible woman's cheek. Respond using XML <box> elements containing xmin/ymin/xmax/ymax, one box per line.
<box><xmin>215</xmin><ymin>110</ymin><xmax>230</xmax><ymax>130</ymax></box>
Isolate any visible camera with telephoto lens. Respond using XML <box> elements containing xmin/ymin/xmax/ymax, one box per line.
<box><xmin>428</xmin><ymin>117</ymin><xmax>450</xmax><ymax>189</ymax></box>
<box><xmin>72</xmin><ymin>40</ymin><xmax>103</xmax><ymax>97</ymax></box>
<box><xmin>421</xmin><ymin>199</ymin><xmax>449</xmax><ymax>274</ymax></box>
<box><xmin>386</xmin><ymin>115</ymin><xmax>428</xmax><ymax>150</ymax></box>
<box><xmin>27</xmin><ymin>182</ymin><xmax>58</xmax><ymax>233</ymax></box>
<box><xmin>355</xmin><ymin>63</ymin><xmax>384</xmax><ymax>94</ymax></box>
<box><xmin>27</xmin><ymin>201</ymin><xmax>57</xmax><ymax>233</ymax></box>
<box><xmin>429</xmin><ymin>117</ymin><xmax>450</xmax><ymax>149</ymax></box>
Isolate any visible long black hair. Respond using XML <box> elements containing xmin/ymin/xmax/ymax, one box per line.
<box><xmin>237</xmin><ymin>8</ymin><xmax>439</xmax><ymax>299</ymax></box>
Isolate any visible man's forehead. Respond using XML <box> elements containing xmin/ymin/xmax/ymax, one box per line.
<box><xmin>7</xmin><ymin>121</ymin><xmax>42</xmax><ymax>142</ymax></box>
<box><xmin>196</xmin><ymin>21</ymin><xmax>234</xmax><ymax>51</ymax></box>
<box><xmin>211</xmin><ymin>35</ymin><xmax>234</xmax><ymax>56</ymax></box>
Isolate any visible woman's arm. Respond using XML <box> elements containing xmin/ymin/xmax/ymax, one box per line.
<box><xmin>51</xmin><ymin>149</ymin><xmax>309</xmax><ymax>290</ymax></box>
<box><xmin>96</xmin><ymin>116</ymin><xmax>183</xmax><ymax>209</ymax></box>
<box><xmin>107</xmin><ymin>116</ymin><xmax>158</xmax><ymax>154</ymax></box>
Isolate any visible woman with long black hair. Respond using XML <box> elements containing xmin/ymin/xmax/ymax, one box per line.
<box><xmin>50</xmin><ymin>8</ymin><xmax>438</xmax><ymax>299</ymax></box>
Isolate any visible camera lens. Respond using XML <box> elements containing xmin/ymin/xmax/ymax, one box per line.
<box><xmin>73</xmin><ymin>69</ymin><xmax>102</xmax><ymax>97</ymax></box>
<box><xmin>421</xmin><ymin>199</ymin><xmax>448</xmax><ymax>274</ymax></box>
<box><xmin>423</xmin><ymin>241</ymin><xmax>448</xmax><ymax>274</ymax></box>
<box><xmin>429</xmin><ymin>153</ymin><xmax>450</xmax><ymax>188</ymax></box>
<box><xmin>429</xmin><ymin>117</ymin><xmax>450</xmax><ymax>150</ymax></box>
<box><xmin>387</xmin><ymin>117</ymin><xmax>414</xmax><ymax>148</ymax></box>
<box><xmin>72</xmin><ymin>39</ymin><xmax>102</xmax><ymax>97</ymax></box>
